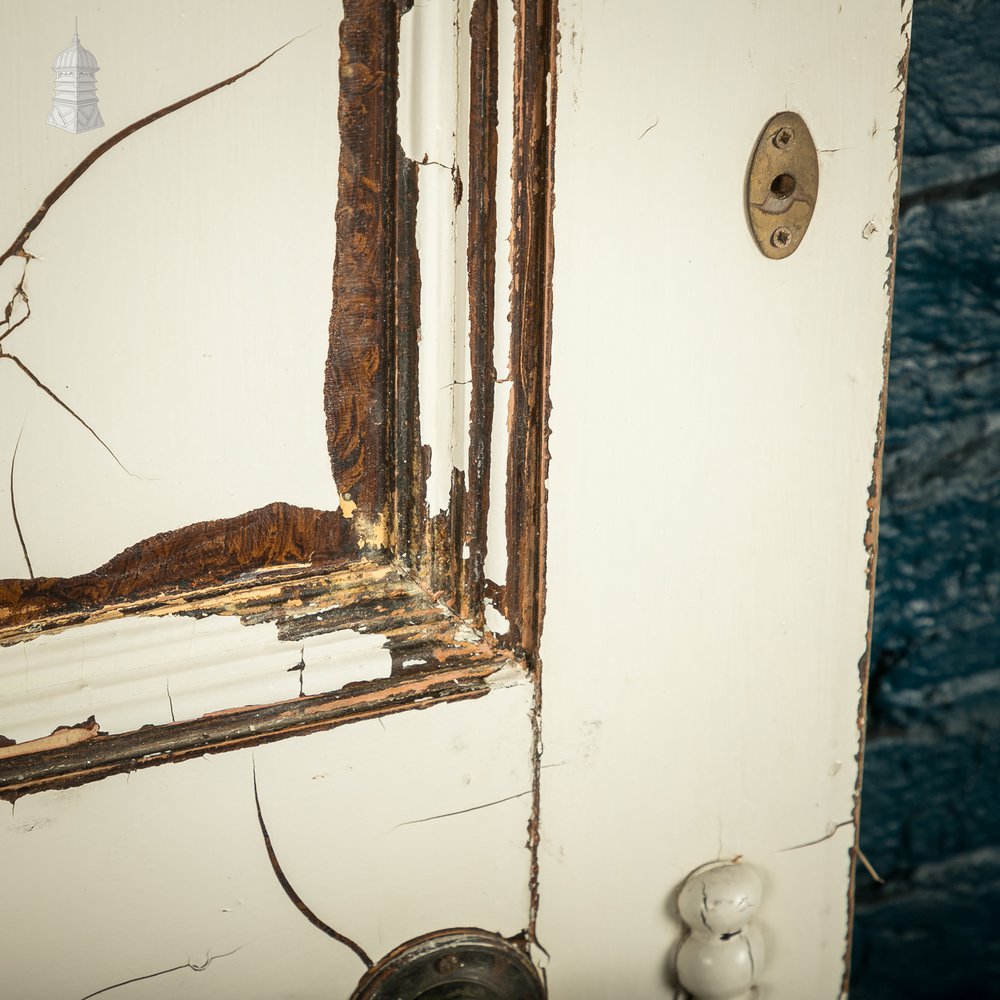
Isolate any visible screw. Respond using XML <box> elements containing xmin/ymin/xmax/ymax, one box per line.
<box><xmin>435</xmin><ymin>954</ymin><xmax>462</xmax><ymax>975</ymax></box>
<box><xmin>770</xmin><ymin>227</ymin><xmax>792</xmax><ymax>249</ymax></box>
<box><xmin>772</xmin><ymin>127</ymin><xmax>794</xmax><ymax>149</ymax></box>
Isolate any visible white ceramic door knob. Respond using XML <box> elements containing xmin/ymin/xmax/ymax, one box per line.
<box><xmin>676</xmin><ymin>862</ymin><xmax>764</xmax><ymax>1000</ymax></box>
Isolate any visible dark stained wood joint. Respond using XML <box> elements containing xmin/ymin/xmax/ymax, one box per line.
<box><xmin>325</xmin><ymin>0</ymin><xmax>402</xmax><ymax>540</ymax></box>
<box><xmin>0</xmin><ymin>0</ymin><xmax>557</xmax><ymax>796</ymax></box>
<box><xmin>0</xmin><ymin>560</ymin><xmax>526</xmax><ymax>800</ymax></box>
<box><xmin>462</xmin><ymin>0</ymin><xmax>502</xmax><ymax>628</ymax></box>
<box><xmin>504</xmin><ymin>0</ymin><xmax>558</xmax><ymax>655</ymax></box>
<box><xmin>0</xmin><ymin>502</ymin><xmax>358</xmax><ymax>631</ymax></box>
<box><xmin>0</xmin><ymin>669</ymin><xmax>500</xmax><ymax>803</ymax></box>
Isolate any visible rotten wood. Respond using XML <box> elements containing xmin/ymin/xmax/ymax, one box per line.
<box><xmin>0</xmin><ymin>0</ymin><xmax>555</xmax><ymax>806</ymax></box>
<box><xmin>391</xmin><ymin>0</ymin><xmax>501</xmax><ymax>628</ymax></box>
<box><xmin>0</xmin><ymin>559</ymin><xmax>525</xmax><ymax>799</ymax></box>
<box><xmin>504</xmin><ymin>0</ymin><xmax>558</xmax><ymax>654</ymax></box>
<box><xmin>422</xmin><ymin>470</ymin><xmax>467</xmax><ymax>610</ymax></box>
<box><xmin>461</xmin><ymin>0</ymin><xmax>501</xmax><ymax>628</ymax></box>
<box><xmin>325</xmin><ymin>0</ymin><xmax>401</xmax><ymax>539</ymax></box>
<box><xmin>391</xmin><ymin>139</ymin><xmax>426</xmax><ymax>570</ymax></box>
<box><xmin>387</xmin><ymin>134</ymin><xmax>467</xmax><ymax>612</ymax></box>
<box><xmin>0</xmin><ymin>663</ymin><xmax>505</xmax><ymax>802</ymax></box>
<box><xmin>0</xmin><ymin>502</ymin><xmax>357</xmax><ymax>631</ymax></box>
<box><xmin>0</xmin><ymin>557</ymin><xmax>511</xmax><ymax>674</ymax></box>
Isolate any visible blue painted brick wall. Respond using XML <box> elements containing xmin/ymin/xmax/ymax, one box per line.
<box><xmin>850</xmin><ymin>1</ymin><xmax>1000</xmax><ymax>996</ymax></box>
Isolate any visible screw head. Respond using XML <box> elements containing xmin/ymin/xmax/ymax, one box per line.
<box><xmin>773</xmin><ymin>127</ymin><xmax>794</xmax><ymax>148</ymax></box>
<box><xmin>770</xmin><ymin>226</ymin><xmax>793</xmax><ymax>249</ymax></box>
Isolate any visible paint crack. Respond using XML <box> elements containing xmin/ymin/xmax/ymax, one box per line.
<box><xmin>77</xmin><ymin>946</ymin><xmax>242</xmax><ymax>1000</ymax></box>
<box><xmin>778</xmin><ymin>818</ymin><xmax>853</xmax><ymax>853</ymax></box>
<box><xmin>252</xmin><ymin>760</ymin><xmax>373</xmax><ymax>969</ymax></box>
<box><xmin>390</xmin><ymin>787</ymin><xmax>532</xmax><ymax>830</ymax></box>
<box><xmin>1</xmin><ymin>31</ymin><xmax>313</xmax><ymax>573</ymax></box>
<box><xmin>8</xmin><ymin>425</ymin><xmax>32</xmax><ymax>578</ymax></box>
<box><xmin>287</xmin><ymin>646</ymin><xmax>306</xmax><ymax>697</ymax></box>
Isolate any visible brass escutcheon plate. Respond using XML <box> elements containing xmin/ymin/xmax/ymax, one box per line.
<box><xmin>746</xmin><ymin>111</ymin><xmax>818</xmax><ymax>259</ymax></box>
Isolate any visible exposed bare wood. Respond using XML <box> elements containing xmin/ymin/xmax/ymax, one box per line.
<box><xmin>326</xmin><ymin>0</ymin><xmax>400</xmax><ymax>537</ymax></box>
<box><xmin>0</xmin><ymin>666</ymin><xmax>504</xmax><ymax>801</ymax></box>
<box><xmin>462</xmin><ymin>0</ymin><xmax>501</xmax><ymax>627</ymax></box>
<box><xmin>504</xmin><ymin>0</ymin><xmax>557</xmax><ymax>655</ymax></box>
<box><xmin>390</xmin><ymin>139</ymin><xmax>426</xmax><ymax>570</ymax></box>
<box><xmin>0</xmin><ymin>557</ymin><xmax>525</xmax><ymax>799</ymax></box>
<box><xmin>0</xmin><ymin>717</ymin><xmax>98</xmax><ymax>761</ymax></box>
<box><xmin>0</xmin><ymin>502</ymin><xmax>358</xmax><ymax>630</ymax></box>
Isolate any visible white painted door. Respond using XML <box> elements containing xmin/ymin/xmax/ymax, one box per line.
<box><xmin>0</xmin><ymin>2</ymin><xmax>911</xmax><ymax>997</ymax></box>
<box><xmin>537</xmin><ymin>3</ymin><xmax>911</xmax><ymax>996</ymax></box>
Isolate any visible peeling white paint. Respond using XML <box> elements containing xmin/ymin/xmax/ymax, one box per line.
<box><xmin>451</xmin><ymin>0</ymin><xmax>472</xmax><ymax>479</ymax></box>
<box><xmin>484</xmin><ymin>1</ymin><xmax>517</xmax><ymax>589</ymax></box>
<box><xmin>452</xmin><ymin>621</ymin><xmax>484</xmax><ymax>645</ymax></box>
<box><xmin>0</xmin><ymin>613</ymin><xmax>391</xmax><ymax>745</ymax></box>
<box><xmin>484</xmin><ymin>597</ymin><xmax>510</xmax><ymax>637</ymax></box>
<box><xmin>0</xmin><ymin>680</ymin><xmax>535</xmax><ymax>999</ymax></box>
<box><xmin>484</xmin><ymin>380</ymin><xmax>513</xmax><ymax>587</ymax></box>
<box><xmin>399</xmin><ymin>0</ymin><xmax>473</xmax><ymax>516</ymax></box>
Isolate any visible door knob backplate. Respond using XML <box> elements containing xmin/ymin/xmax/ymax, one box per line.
<box><xmin>350</xmin><ymin>928</ymin><xmax>545</xmax><ymax>1000</ymax></box>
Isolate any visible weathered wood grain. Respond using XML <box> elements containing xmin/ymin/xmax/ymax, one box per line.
<box><xmin>504</xmin><ymin>0</ymin><xmax>557</xmax><ymax>654</ymax></box>
<box><xmin>462</xmin><ymin>0</ymin><xmax>501</xmax><ymax>627</ymax></box>
<box><xmin>0</xmin><ymin>558</ymin><xmax>524</xmax><ymax>799</ymax></box>
<box><xmin>391</xmin><ymin>142</ymin><xmax>424</xmax><ymax>568</ymax></box>
<box><xmin>0</xmin><ymin>502</ymin><xmax>357</xmax><ymax>630</ymax></box>
<box><xmin>0</xmin><ymin>669</ymin><xmax>496</xmax><ymax>802</ymax></box>
<box><xmin>325</xmin><ymin>0</ymin><xmax>400</xmax><ymax>535</ymax></box>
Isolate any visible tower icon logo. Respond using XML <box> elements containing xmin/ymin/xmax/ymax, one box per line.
<box><xmin>47</xmin><ymin>21</ymin><xmax>104</xmax><ymax>134</ymax></box>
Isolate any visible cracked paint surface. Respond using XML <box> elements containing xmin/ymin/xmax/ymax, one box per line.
<box><xmin>0</xmin><ymin>5</ymin><xmax>545</xmax><ymax>994</ymax></box>
<box><xmin>0</xmin><ymin>557</ymin><xmax>523</xmax><ymax>796</ymax></box>
<box><xmin>0</xmin><ymin>3</ymin><xmax>343</xmax><ymax>580</ymax></box>
<box><xmin>0</xmin><ymin>682</ymin><xmax>535</xmax><ymax>998</ymax></box>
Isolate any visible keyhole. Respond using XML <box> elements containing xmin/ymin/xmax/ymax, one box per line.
<box><xmin>770</xmin><ymin>173</ymin><xmax>796</xmax><ymax>199</ymax></box>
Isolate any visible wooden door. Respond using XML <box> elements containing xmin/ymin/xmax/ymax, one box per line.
<box><xmin>537</xmin><ymin>3</ymin><xmax>912</xmax><ymax>996</ymax></box>
<box><xmin>0</xmin><ymin>2</ymin><xmax>911</xmax><ymax>997</ymax></box>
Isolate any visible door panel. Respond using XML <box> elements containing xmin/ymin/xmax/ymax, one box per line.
<box><xmin>537</xmin><ymin>1</ymin><xmax>911</xmax><ymax>997</ymax></box>
<box><xmin>1</xmin><ymin>678</ymin><xmax>534</xmax><ymax>999</ymax></box>
<box><xmin>0</xmin><ymin>0</ymin><xmax>342</xmax><ymax>579</ymax></box>
<box><xmin>0</xmin><ymin>1</ymin><xmax>911</xmax><ymax>996</ymax></box>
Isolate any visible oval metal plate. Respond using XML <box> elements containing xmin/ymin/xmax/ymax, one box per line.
<box><xmin>350</xmin><ymin>929</ymin><xmax>545</xmax><ymax>1000</ymax></box>
<box><xmin>745</xmin><ymin>111</ymin><xmax>819</xmax><ymax>259</ymax></box>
